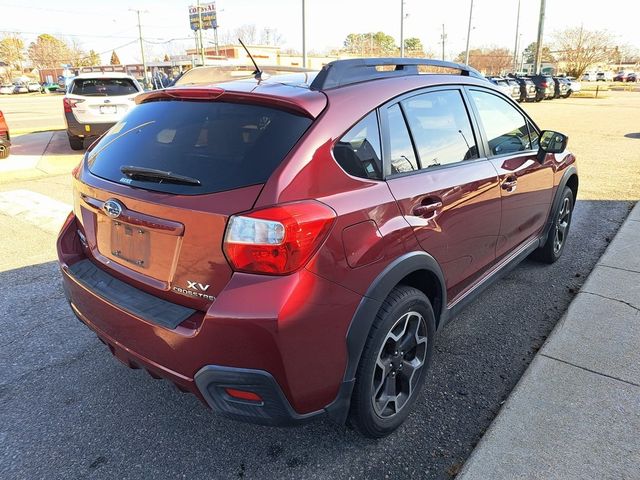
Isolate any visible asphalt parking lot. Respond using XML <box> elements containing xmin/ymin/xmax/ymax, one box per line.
<box><xmin>0</xmin><ymin>91</ymin><xmax>638</xmax><ymax>479</ymax></box>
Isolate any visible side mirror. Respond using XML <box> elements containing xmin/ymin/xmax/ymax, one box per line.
<box><xmin>537</xmin><ymin>130</ymin><xmax>568</xmax><ymax>161</ymax></box>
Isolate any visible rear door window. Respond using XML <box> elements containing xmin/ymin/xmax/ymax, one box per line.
<box><xmin>70</xmin><ymin>78</ymin><xmax>140</xmax><ymax>96</ymax></box>
<box><xmin>87</xmin><ymin>100</ymin><xmax>313</xmax><ymax>195</ymax></box>
<box><xmin>385</xmin><ymin>104</ymin><xmax>418</xmax><ymax>174</ymax></box>
<box><xmin>401</xmin><ymin>90</ymin><xmax>478</xmax><ymax>168</ymax></box>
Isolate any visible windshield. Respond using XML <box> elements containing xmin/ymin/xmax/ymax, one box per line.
<box><xmin>87</xmin><ymin>100</ymin><xmax>313</xmax><ymax>195</ymax></box>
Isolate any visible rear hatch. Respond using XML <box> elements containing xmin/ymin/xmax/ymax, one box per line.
<box><xmin>74</xmin><ymin>92</ymin><xmax>314</xmax><ymax>311</ymax></box>
<box><xmin>67</xmin><ymin>77</ymin><xmax>141</xmax><ymax>124</ymax></box>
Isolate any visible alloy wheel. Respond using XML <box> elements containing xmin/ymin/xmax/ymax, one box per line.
<box><xmin>371</xmin><ymin>311</ymin><xmax>428</xmax><ymax>418</ymax></box>
<box><xmin>554</xmin><ymin>197</ymin><xmax>571</xmax><ymax>254</ymax></box>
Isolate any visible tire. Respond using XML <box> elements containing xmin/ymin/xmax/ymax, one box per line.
<box><xmin>0</xmin><ymin>140</ymin><xmax>9</xmax><ymax>159</ymax></box>
<box><xmin>348</xmin><ymin>285</ymin><xmax>436</xmax><ymax>438</ymax></box>
<box><xmin>535</xmin><ymin>93</ymin><xmax>543</xmax><ymax>102</ymax></box>
<box><xmin>534</xmin><ymin>186</ymin><xmax>574</xmax><ymax>264</ymax></box>
<box><xmin>563</xmin><ymin>90</ymin><xmax>572</xmax><ymax>98</ymax></box>
<box><xmin>68</xmin><ymin>134</ymin><xmax>84</xmax><ymax>151</ymax></box>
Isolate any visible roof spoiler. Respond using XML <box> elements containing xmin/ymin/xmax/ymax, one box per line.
<box><xmin>310</xmin><ymin>58</ymin><xmax>484</xmax><ymax>90</ymax></box>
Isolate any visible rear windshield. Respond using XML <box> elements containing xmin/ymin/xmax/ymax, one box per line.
<box><xmin>87</xmin><ymin>100</ymin><xmax>313</xmax><ymax>195</ymax></box>
<box><xmin>70</xmin><ymin>78</ymin><xmax>139</xmax><ymax>96</ymax></box>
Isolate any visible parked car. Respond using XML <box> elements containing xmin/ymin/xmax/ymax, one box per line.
<box><xmin>0</xmin><ymin>83</ymin><xmax>13</xmax><ymax>95</ymax></box>
<box><xmin>596</xmin><ymin>72</ymin><xmax>612</xmax><ymax>82</ymax></box>
<box><xmin>13</xmin><ymin>82</ymin><xmax>28</xmax><ymax>94</ymax></box>
<box><xmin>63</xmin><ymin>72</ymin><xmax>144</xmax><ymax>150</ymax></box>
<box><xmin>487</xmin><ymin>76</ymin><xmax>515</xmax><ymax>99</ymax></box>
<box><xmin>528</xmin><ymin>74</ymin><xmax>555</xmax><ymax>101</ymax></box>
<box><xmin>565</xmin><ymin>76</ymin><xmax>581</xmax><ymax>95</ymax></box>
<box><xmin>581</xmin><ymin>72</ymin><xmax>597</xmax><ymax>82</ymax></box>
<box><xmin>553</xmin><ymin>77</ymin><xmax>570</xmax><ymax>98</ymax></box>
<box><xmin>613</xmin><ymin>71</ymin><xmax>628</xmax><ymax>82</ymax></box>
<box><xmin>511</xmin><ymin>76</ymin><xmax>537</xmax><ymax>102</ymax></box>
<box><xmin>0</xmin><ymin>109</ymin><xmax>10</xmax><ymax>159</ymax></box>
<box><xmin>57</xmin><ymin>57</ymin><xmax>578</xmax><ymax>438</ymax></box>
<box><xmin>27</xmin><ymin>81</ymin><xmax>42</xmax><ymax>92</ymax></box>
<box><xmin>626</xmin><ymin>72</ymin><xmax>637</xmax><ymax>82</ymax></box>
<box><xmin>42</xmin><ymin>82</ymin><xmax>60</xmax><ymax>92</ymax></box>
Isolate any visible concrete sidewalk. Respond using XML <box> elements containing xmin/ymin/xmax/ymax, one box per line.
<box><xmin>458</xmin><ymin>202</ymin><xmax>640</xmax><ymax>479</ymax></box>
<box><xmin>0</xmin><ymin>130</ymin><xmax>81</xmax><ymax>183</ymax></box>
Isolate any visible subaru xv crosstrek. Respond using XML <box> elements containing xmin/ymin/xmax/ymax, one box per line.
<box><xmin>57</xmin><ymin>58</ymin><xmax>578</xmax><ymax>437</ymax></box>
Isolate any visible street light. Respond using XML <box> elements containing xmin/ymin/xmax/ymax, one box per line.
<box><xmin>302</xmin><ymin>0</ymin><xmax>307</xmax><ymax>68</ymax></box>
<box><xmin>464</xmin><ymin>0</ymin><xmax>474</xmax><ymax>65</ymax></box>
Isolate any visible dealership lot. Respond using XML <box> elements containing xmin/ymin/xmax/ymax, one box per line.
<box><xmin>1</xmin><ymin>92</ymin><xmax>638</xmax><ymax>479</ymax></box>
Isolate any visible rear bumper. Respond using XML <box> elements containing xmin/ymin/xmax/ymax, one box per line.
<box><xmin>57</xmin><ymin>213</ymin><xmax>361</xmax><ymax>426</ymax></box>
<box><xmin>64</xmin><ymin>111</ymin><xmax>114</xmax><ymax>137</ymax></box>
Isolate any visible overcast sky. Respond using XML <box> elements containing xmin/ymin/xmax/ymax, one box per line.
<box><xmin>1</xmin><ymin>0</ymin><xmax>637</xmax><ymax>64</ymax></box>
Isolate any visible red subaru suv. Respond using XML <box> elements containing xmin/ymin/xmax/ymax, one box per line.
<box><xmin>57</xmin><ymin>58</ymin><xmax>577</xmax><ymax>437</ymax></box>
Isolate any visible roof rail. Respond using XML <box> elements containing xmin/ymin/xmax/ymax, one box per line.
<box><xmin>309</xmin><ymin>57</ymin><xmax>484</xmax><ymax>90</ymax></box>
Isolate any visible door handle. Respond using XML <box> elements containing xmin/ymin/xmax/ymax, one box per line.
<box><xmin>413</xmin><ymin>201</ymin><xmax>443</xmax><ymax>217</ymax></box>
<box><xmin>502</xmin><ymin>177</ymin><xmax>517</xmax><ymax>191</ymax></box>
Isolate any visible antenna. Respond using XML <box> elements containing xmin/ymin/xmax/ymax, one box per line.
<box><xmin>238</xmin><ymin>38</ymin><xmax>263</xmax><ymax>79</ymax></box>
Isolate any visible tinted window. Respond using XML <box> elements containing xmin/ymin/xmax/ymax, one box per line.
<box><xmin>402</xmin><ymin>90</ymin><xmax>478</xmax><ymax>168</ymax></box>
<box><xmin>469</xmin><ymin>90</ymin><xmax>531</xmax><ymax>156</ymax></box>
<box><xmin>87</xmin><ymin>100</ymin><xmax>312</xmax><ymax>195</ymax></box>
<box><xmin>71</xmin><ymin>78</ymin><xmax>139</xmax><ymax>96</ymax></box>
<box><xmin>527</xmin><ymin>120</ymin><xmax>540</xmax><ymax>149</ymax></box>
<box><xmin>334</xmin><ymin>112</ymin><xmax>382</xmax><ymax>180</ymax></box>
<box><xmin>386</xmin><ymin>104</ymin><xmax>418</xmax><ymax>174</ymax></box>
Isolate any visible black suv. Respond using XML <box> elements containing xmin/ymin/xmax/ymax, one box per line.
<box><xmin>528</xmin><ymin>75</ymin><xmax>555</xmax><ymax>101</ymax></box>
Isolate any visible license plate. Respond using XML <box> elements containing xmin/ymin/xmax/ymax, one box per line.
<box><xmin>100</xmin><ymin>105</ymin><xmax>117</xmax><ymax>114</ymax></box>
<box><xmin>110</xmin><ymin>221</ymin><xmax>150</xmax><ymax>268</ymax></box>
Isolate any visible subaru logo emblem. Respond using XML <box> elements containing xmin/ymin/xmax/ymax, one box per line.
<box><xmin>103</xmin><ymin>199</ymin><xmax>123</xmax><ymax>219</ymax></box>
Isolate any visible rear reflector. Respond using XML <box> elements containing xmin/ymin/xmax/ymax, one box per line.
<box><xmin>224</xmin><ymin>200</ymin><xmax>336</xmax><ymax>275</ymax></box>
<box><xmin>224</xmin><ymin>388</ymin><xmax>263</xmax><ymax>402</ymax></box>
<box><xmin>63</xmin><ymin>98</ymin><xmax>84</xmax><ymax>112</ymax></box>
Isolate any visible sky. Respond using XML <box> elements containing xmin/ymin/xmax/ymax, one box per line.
<box><xmin>1</xmin><ymin>0</ymin><xmax>638</xmax><ymax>65</ymax></box>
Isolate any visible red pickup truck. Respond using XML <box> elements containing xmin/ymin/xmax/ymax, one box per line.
<box><xmin>0</xmin><ymin>110</ymin><xmax>10</xmax><ymax>159</ymax></box>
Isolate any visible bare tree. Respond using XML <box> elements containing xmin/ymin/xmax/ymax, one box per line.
<box><xmin>456</xmin><ymin>47</ymin><xmax>512</xmax><ymax>75</ymax></box>
<box><xmin>553</xmin><ymin>27</ymin><xmax>617</xmax><ymax>77</ymax></box>
<box><xmin>235</xmin><ymin>24</ymin><xmax>257</xmax><ymax>44</ymax></box>
<box><xmin>260</xmin><ymin>28</ymin><xmax>284</xmax><ymax>46</ymax></box>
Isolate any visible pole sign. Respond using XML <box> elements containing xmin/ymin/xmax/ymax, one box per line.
<box><xmin>189</xmin><ymin>3</ymin><xmax>217</xmax><ymax>31</ymax></box>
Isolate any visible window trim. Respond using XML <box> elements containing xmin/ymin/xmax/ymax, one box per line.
<box><xmin>380</xmin><ymin>85</ymin><xmax>489</xmax><ymax>180</ymax></box>
<box><xmin>464</xmin><ymin>86</ymin><xmax>542</xmax><ymax>161</ymax></box>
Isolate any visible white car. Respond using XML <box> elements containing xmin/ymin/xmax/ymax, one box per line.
<box><xmin>566</xmin><ymin>77</ymin><xmax>581</xmax><ymax>93</ymax></box>
<box><xmin>27</xmin><ymin>81</ymin><xmax>41</xmax><ymax>92</ymax></box>
<box><xmin>0</xmin><ymin>84</ymin><xmax>13</xmax><ymax>95</ymax></box>
<box><xmin>63</xmin><ymin>73</ymin><xmax>143</xmax><ymax>150</ymax></box>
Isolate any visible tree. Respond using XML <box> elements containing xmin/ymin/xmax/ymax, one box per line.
<box><xmin>523</xmin><ymin>42</ymin><xmax>555</xmax><ymax>64</ymax></box>
<box><xmin>0</xmin><ymin>34</ymin><xmax>24</xmax><ymax>71</ymax></box>
<box><xmin>455</xmin><ymin>47</ymin><xmax>512</xmax><ymax>75</ymax></box>
<box><xmin>82</xmin><ymin>49</ymin><xmax>101</xmax><ymax>66</ymax></box>
<box><xmin>260</xmin><ymin>28</ymin><xmax>284</xmax><ymax>46</ymax></box>
<box><xmin>235</xmin><ymin>24</ymin><xmax>257</xmax><ymax>44</ymax></box>
<box><xmin>404</xmin><ymin>37</ymin><xmax>424</xmax><ymax>56</ymax></box>
<box><xmin>110</xmin><ymin>50</ymin><xmax>121</xmax><ymax>65</ymax></box>
<box><xmin>343</xmin><ymin>32</ymin><xmax>397</xmax><ymax>56</ymax></box>
<box><xmin>28</xmin><ymin>34</ymin><xmax>71</xmax><ymax>68</ymax></box>
<box><xmin>553</xmin><ymin>27</ymin><xmax>617</xmax><ymax>77</ymax></box>
<box><xmin>163</xmin><ymin>53</ymin><xmax>170</xmax><ymax>62</ymax></box>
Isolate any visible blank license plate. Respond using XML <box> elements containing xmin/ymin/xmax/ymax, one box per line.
<box><xmin>100</xmin><ymin>105</ymin><xmax>117</xmax><ymax>114</ymax></box>
<box><xmin>110</xmin><ymin>222</ymin><xmax>150</xmax><ymax>268</ymax></box>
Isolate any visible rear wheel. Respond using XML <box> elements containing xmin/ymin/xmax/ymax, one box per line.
<box><xmin>0</xmin><ymin>140</ymin><xmax>9</xmax><ymax>159</ymax></box>
<box><xmin>349</xmin><ymin>285</ymin><xmax>435</xmax><ymax>438</ymax></box>
<box><xmin>67</xmin><ymin>134</ymin><xmax>84</xmax><ymax>151</ymax></box>
<box><xmin>535</xmin><ymin>186</ymin><xmax>574</xmax><ymax>264</ymax></box>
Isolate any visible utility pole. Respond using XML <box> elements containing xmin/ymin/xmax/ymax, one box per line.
<box><xmin>302</xmin><ymin>0</ymin><xmax>307</xmax><ymax>68</ymax></box>
<box><xmin>513</xmin><ymin>0</ymin><xmax>521</xmax><ymax>72</ymax></box>
<box><xmin>197</xmin><ymin>0</ymin><xmax>205</xmax><ymax>65</ymax></box>
<box><xmin>464</xmin><ymin>0</ymin><xmax>474</xmax><ymax>65</ymax></box>
<box><xmin>440</xmin><ymin>24</ymin><xmax>447</xmax><ymax>61</ymax></box>
<box><xmin>533</xmin><ymin>0</ymin><xmax>546</xmax><ymax>74</ymax></box>
<box><xmin>130</xmin><ymin>9</ymin><xmax>148</xmax><ymax>88</ymax></box>
<box><xmin>400</xmin><ymin>0</ymin><xmax>405</xmax><ymax>57</ymax></box>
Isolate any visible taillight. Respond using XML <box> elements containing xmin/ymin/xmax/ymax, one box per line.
<box><xmin>223</xmin><ymin>201</ymin><xmax>336</xmax><ymax>275</ymax></box>
<box><xmin>541</xmin><ymin>81</ymin><xmax>548</xmax><ymax>87</ymax></box>
<box><xmin>63</xmin><ymin>98</ymin><xmax>84</xmax><ymax>112</ymax></box>
<box><xmin>224</xmin><ymin>388</ymin><xmax>263</xmax><ymax>402</ymax></box>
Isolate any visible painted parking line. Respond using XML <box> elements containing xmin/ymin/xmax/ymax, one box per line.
<box><xmin>0</xmin><ymin>189</ymin><xmax>71</xmax><ymax>235</ymax></box>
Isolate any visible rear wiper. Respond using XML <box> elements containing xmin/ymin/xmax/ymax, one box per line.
<box><xmin>120</xmin><ymin>166</ymin><xmax>201</xmax><ymax>186</ymax></box>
